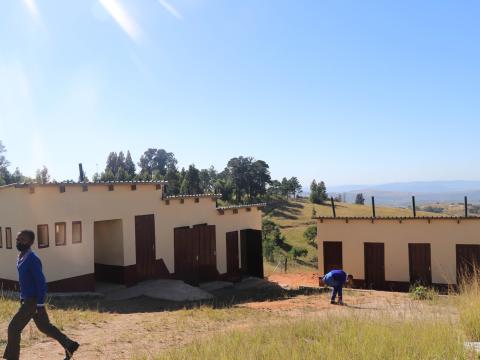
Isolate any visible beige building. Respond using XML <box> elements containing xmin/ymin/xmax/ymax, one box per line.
<box><xmin>0</xmin><ymin>181</ymin><xmax>264</xmax><ymax>292</ymax></box>
<box><xmin>317</xmin><ymin>217</ymin><xmax>480</xmax><ymax>291</ymax></box>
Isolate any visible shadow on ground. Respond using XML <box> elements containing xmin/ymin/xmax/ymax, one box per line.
<box><xmin>46</xmin><ymin>279</ymin><xmax>329</xmax><ymax>315</ymax></box>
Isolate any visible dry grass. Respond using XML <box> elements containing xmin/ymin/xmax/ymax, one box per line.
<box><xmin>154</xmin><ymin>314</ymin><xmax>469</xmax><ymax>360</ymax></box>
<box><xmin>457</xmin><ymin>269</ymin><xmax>480</xmax><ymax>341</ymax></box>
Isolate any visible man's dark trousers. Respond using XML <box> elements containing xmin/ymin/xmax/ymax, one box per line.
<box><xmin>3</xmin><ymin>298</ymin><xmax>73</xmax><ymax>360</ymax></box>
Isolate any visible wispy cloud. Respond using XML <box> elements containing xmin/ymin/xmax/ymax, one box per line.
<box><xmin>99</xmin><ymin>0</ymin><xmax>142</xmax><ymax>42</ymax></box>
<box><xmin>157</xmin><ymin>0</ymin><xmax>182</xmax><ymax>20</ymax></box>
<box><xmin>23</xmin><ymin>0</ymin><xmax>40</xmax><ymax>19</ymax></box>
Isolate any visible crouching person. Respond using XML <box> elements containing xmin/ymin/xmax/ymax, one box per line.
<box><xmin>321</xmin><ymin>269</ymin><xmax>353</xmax><ymax>305</ymax></box>
<box><xmin>3</xmin><ymin>230</ymin><xmax>80</xmax><ymax>360</ymax></box>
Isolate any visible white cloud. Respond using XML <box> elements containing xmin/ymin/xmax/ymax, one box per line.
<box><xmin>23</xmin><ymin>0</ymin><xmax>39</xmax><ymax>19</ymax></box>
<box><xmin>99</xmin><ymin>0</ymin><xmax>142</xmax><ymax>42</ymax></box>
<box><xmin>157</xmin><ymin>0</ymin><xmax>182</xmax><ymax>20</ymax></box>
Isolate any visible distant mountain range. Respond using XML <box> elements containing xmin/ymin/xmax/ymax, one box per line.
<box><xmin>306</xmin><ymin>180</ymin><xmax>480</xmax><ymax>206</ymax></box>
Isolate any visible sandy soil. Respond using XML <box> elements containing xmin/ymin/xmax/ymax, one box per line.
<box><xmin>267</xmin><ymin>272</ymin><xmax>320</xmax><ymax>288</ymax></box>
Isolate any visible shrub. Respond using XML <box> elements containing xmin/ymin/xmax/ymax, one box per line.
<box><xmin>409</xmin><ymin>283</ymin><xmax>438</xmax><ymax>301</ymax></box>
<box><xmin>290</xmin><ymin>246</ymin><xmax>308</xmax><ymax>259</ymax></box>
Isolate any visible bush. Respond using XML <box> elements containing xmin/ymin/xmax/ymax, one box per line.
<box><xmin>290</xmin><ymin>246</ymin><xmax>308</xmax><ymax>259</ymax></box>
<box><xmin>409</xmin><ymin>283</ymin><xmax>438</xmax><ymax>301</ymax></box>
<box><xmin>303</xmin><ymin>226</ymin><xmax>317</xmax><ymax>248</ymax></box>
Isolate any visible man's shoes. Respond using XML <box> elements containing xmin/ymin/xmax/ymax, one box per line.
<box><xmin>64</xmin><ymin>341</ymin><xmax>80</xmax><ymax>360</ymax></box>
<box><xmin>330</xmin><ymin>300</ymin><xmax>336</xmax><ymax>304</ymax></box>
<box><xmin>338</xmin><ymin>300</ymin><xmax>345</xmax><ymax>306</ymax></box>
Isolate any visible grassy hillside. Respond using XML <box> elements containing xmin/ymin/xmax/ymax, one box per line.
<box><xmin>262</xmin><ymin>198</ymin><xmax>443</xmax><ymax>272</ymax></box>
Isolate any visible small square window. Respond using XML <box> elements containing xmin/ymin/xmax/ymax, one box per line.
<box><xmin>156</xmin><ymin>184</ymin><xmax>161</xmax><ymax>190</ymax></box>
<box><xmin>165</xmin><ymin>200</ymin><xmax>170</xmax><ymax>205</ymax></box>
<box><xmin>180</xmin><ymin>199</ymin><xmax>184</xmax><ymax>204</ymax></box>
<box><xmin>131</xmin><ymin>184</ymin><xmax>137</xmax><ymax>191</ymax></box>
<box><xmin>37</xmin><ymin>225</ymin><xmax>49</xmax><ymax>248</ymax></box>
<box><xmin>59</xmin><ymin>185</ymin><xmax>66</xmax><ymax>193</ymax></box>
<box><xmin>218</xmin><ymin>210</ymin><xmax>225</xmax><ymax>215</ymax></box>
<box><xmin>194</xmin><ymin>198</ymin><xmax>199</xmax><ymax>203</ymax></box>
<box><xmin>233</xmin><ymin>209</ymin><xmax>239</xmax><ymax>214</ymax></box>
<box><xmin>72</xmin><ymin>221</ymin><xmax>82</xmax><ymax>244</ymax></box>
<box><xmin>246</xmin><ymin>207</ymin><xmax>251</xmax><ymax>212</ymax></box>
<box><xmin>82</xmin><ymin>185</ymin><xmax>88</xmax><ymax>192</ymax></box>
<box><xmin>6</xmin><ymin>227</ymin><xmax>12</xmax><ymax>249</ymax></box>
<box><xmin>55</xmin><ymin>222</ymin><xmax>66</xmax><ymax>246</ymax></box>
<box><xmin>108</xmin><ymin>185</ymin><xmax>114</xmax><ymax>191</ymax></box>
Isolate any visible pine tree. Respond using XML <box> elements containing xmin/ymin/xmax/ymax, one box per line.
<box><xmin>124</xmin><ymin>151</ymin><xmax>136</xmax><ymax>179</ymax></box>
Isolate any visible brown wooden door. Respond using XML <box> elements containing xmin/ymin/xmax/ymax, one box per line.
<box><xmin>323</xmin><ymin>241</ymin><xmax>342</xmax><ymax>274</ymax></box>
<box><xmin>196</xmin><ymin>225</ymin><xmax>217</xmax><ymax>282</ymax></box>
<box><xmin>174</xmin><ymin>225</ymin><xmax>217</xmax><ymax>285</ymax></box>
<box><xmin>456</xmin><ymin>244</ymin><xmax>480</xmax><ymax>283</ymax></box>
<box><xmin>174</xmin><ymin>227</ymin><xmax>198</xmax><ymax>285</ymax></box>
<box><xmin>226</xmin><ymin>231</ymin><xmax>240</xmax><ymax>276</ymax></box>
<box><xmin>135</xmin><ymin>214</ymin><xmax>156</xmax><ymax>281</ymax></box>
<box><xmin>408</xmin><ymin>243</ymin><xmax>432</xmax><ymax>285</ymax></box>
<box><xmin>364</xmin><ymin>243</ymin><xmax>385</xmax><ymax>289</ymax></box>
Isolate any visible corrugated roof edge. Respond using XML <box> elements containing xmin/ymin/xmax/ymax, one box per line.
<box><xmin>165</xmin><ymin>194</ymin><xmax>222</xmax><ymax>199</ymax></box>
<box><xmin>0</xmin><ymin>180</ymin><xmax>167</xmax><ymax>189</ymax></box>
<box><xmin>217</xmin><ymin>203</ymin><xmax>266</xmax><ymax>210</ymax></box>
<box><xmin>315</xmin><ymin>216</ymin><xmax>480</xmax><ymax>220</ymax></box>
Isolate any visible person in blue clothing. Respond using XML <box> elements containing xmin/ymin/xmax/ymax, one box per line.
<box><xmin>2</xmin><ymin>230</ymin><xmax>80</xmax><ymax>360</ymax></box>
<box><xmin>321</xmin><ymin>269</ymin><xmax>353</xmax><ymax>305</ymax></box>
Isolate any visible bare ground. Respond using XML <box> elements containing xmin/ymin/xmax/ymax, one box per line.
<box><xmin>0</xmin><ymin>276</ymin><xmax>456</xmax><ymax>360</ymax></box>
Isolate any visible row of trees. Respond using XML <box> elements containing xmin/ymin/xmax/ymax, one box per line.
<box><xmin>93</xmin><ymin>150</ymin><xmax>273</xmax><ymax>202</ymax></box>
<box><xmin>2</xmin><ymin>140</ymin><xmax>335</xmax><ymax>206</ymax></box>
<box><xmin>0</xmin><ymin>141</ymin><xmax>52</xmax><ymax>185</ymax></box>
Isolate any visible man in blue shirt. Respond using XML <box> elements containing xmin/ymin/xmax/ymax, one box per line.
<box><xmin>321</xmin><ymin>269</ymin><xmax>353</xmax><ymax>305</ymax></box>
<box><xmin>3</xmin><ymin>230</ymin><xmax>80</xmax><ymax>360</ymax></box>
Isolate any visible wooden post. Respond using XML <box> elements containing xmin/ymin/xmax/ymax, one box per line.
<box><xmin>330</xmin><ymin>197</ymin><xmax>336</xmax><ymax>218</ymax></box>
<box><xmin>412</xmin><ymin>196</ymin><xmax>416</xmax><ymax>218</ymax></box>
<box><xmin>78</xmin><ymin>163</ymin><xmax>85</xmax><ymax>182</ymax></box>
<box><xmin>371</xmin><ymin>196</ymin><xmax>376</xmax><ymax>218</ymax></box>
<box><xmin>284</xmin><ymin>257</ymin><xmax>288</xmax><ymax>273</ymax></box>
<box><xmin>465</xmin><ymin>196</ymin><xmax>468</xmax><ymax>218</ymax></box>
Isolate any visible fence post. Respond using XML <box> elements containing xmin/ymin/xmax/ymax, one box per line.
<box><xmin>465</xmin><ymin>196</ymin><xmax>468</xmax><ymax>218</ymax></box>
<box><xmin>412</xmin><ymin>196</ymin><xmax>416</xmax><ymax>218</ymax></box>
<box><xmin>284</xmin><ymin>257</ymin><xmax>288</xmax><ymax>273</ymax></box>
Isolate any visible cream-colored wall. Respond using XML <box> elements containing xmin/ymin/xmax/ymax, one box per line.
<box><xmin>94</xmin><ymin>219</ymin><xmax>124</xmax><ymax>266</ymax></box>
<box><xmin>0</xmin><ymin>184</ymin><xmax>262</xmax><ymax>282</ymax></box>
<box><xmin>317</xmin><ymin>219</ymin><xmax>480</xmax><ymax>285</ymax></box>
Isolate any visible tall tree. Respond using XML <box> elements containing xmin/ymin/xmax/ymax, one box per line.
<box><xmin>0</xmin><ymin>141</ymin><xmax>10</xmax><ymax>185</ymax></box>
<box><xmin>165</xmin><ymin>165</ymin><xmax>181</xmax><ymax>195</ymax></box>
<box><xmin>138</xmin><ymin>148</ymin><xmax>177</xmax><ymax>179</ymax></box>
<box><xmin>318</xmin><ymin>181</ymin><xmax>328</xmax><ymax>201</ymax></box>
<box><xmin>199</xmin><ymin>166</ymin><xmax>217</xmax><ymax>193</ymax></box>
<box><xmin>180</xmin><ymin>164</ymin><xmax>201</xmax><ymax>194</ymax></box>
<box><xmin>288</xmin><ymin>177</ymin><xmax>302</xmax><ymax>198</ymax></box>
<box><xmin>105</xmin><ymin>152</ymin><xmax>119</xmax><ymax>176</ymax></box>
<box><xmin>309</xmin><ymin>180</ymin><xmax>320</xmax><ymax>204</ymax></box>
<box><xmin>355</xmin><ymin>193</ymin><xmax>365</xmax><ymax>205</ymax></box>
<box><xmin>35</xmin><ymin>166</ymin><xmax>50</xmax><ymax>184</ymax></box>
<box><xmin>124</xmin><ymin>151</ymin><xmax>136</xmax><ymax>179</ymax></box>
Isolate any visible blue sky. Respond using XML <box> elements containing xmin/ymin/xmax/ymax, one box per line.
<box><xmin>1</xmin><ymin>1</ymin><xmax>479</xmax><ymax>187</ymax></box>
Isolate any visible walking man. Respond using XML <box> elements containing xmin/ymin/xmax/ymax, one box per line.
<box><xmin>3</xmin><ymin>230</ymin><xmax>80</xmax><ymax>360</ymax></box>
<box><xmin>321</xmin><ymin>269</ymin><xmax>353</xmax><ymax>305</ymax></box>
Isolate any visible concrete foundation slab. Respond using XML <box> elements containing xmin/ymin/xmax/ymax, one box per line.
<box><xmin>104</xmin><ymin>279</ymin><xmax>214</xmax><ymax>302</ymax></box>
